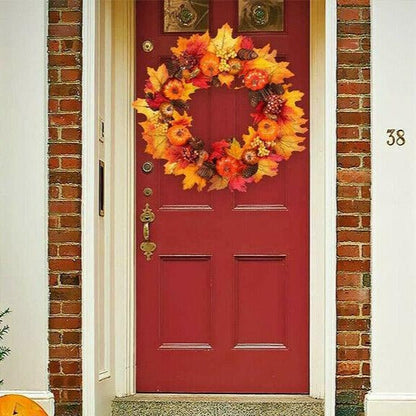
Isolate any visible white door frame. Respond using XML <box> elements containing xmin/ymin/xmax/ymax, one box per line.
<box><xmin>82</xmin><ymin>0</ymin><xmax>337</xmax><ymax>415</ymax></box>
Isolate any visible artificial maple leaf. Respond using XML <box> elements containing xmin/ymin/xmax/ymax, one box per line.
<box><xmin>218</xmin><ymin>72</ymin><xmax>235</xmax><ymax>88</ymax></box>
<box><xmin>273</xmin><ymin>135</ymin><xmax>306</xmax><ymax>160</ymax></box>
<box><xmin>209</xmin><ymin>140</ymin><xmax>230</xmax><ymax>161</ymax></box>
<box><xmin>164</xmin><ymin>161</ymin><xmax>178</xmax><ymax>174</ymax></box>
<box><xmin>140</xmin><ymin>121</ymin><xmax>169</xmax><ymax>158</ymax></box>
<box><xmin>171</xmin><ymin>32</ymin><xmax>210</xmax><ymax>58</ymax></box>
<box><xmin>208</xmin><ymin>23</ymin><xmax>241</xmax><ymax>55</ymax></box>
<box><xmin>171</xmin><ymin>111</ymin><xmax>192</xmax><ymax>127</ymax></box>
<box><xmin>145</xmin><ymin>92</ymin><xmax>169</xmax><ymax>110</ymax></box>
<box><xmin>268</xmin><ymin>62</ymin><xmax>294</xmax><ymax>84</ymax></box>
<box><xmin>174</xmin><ymin>165</ymin><xmax>207</xmax><ymax>191</ymax></box>
<box><xmin>229</xmin><ymin>175</ymin><xmax>248</xmax><ymax>192</ymax></box>
<box><xmin>252</xmin><ymin>158</ymin><xmax>279</xmax><ymax>182</ymax></box>
<box><xmin>190</xmin><ymin>72</ymin><xmax>211</xmax><ymax>89</ymax></box>
<box><xmin>132</xmin><ymin>98</ymin><xmax>158</xmax><ymax>120</ymax></box>
<box><xmin>254</xmin><ymin>44</ymin><xmax>277</xmax><ymax>62</ymax></box>
<box><xmin>226</xmin><ymin>138</ymin><xmax>244</xmax><ymax>160</ymax></box>
<box><xmin>241</xmin><ymin>36</ymin><xmax>254</xmax><ymax>50</ymax></box>
<box><xmin>208</xmin><ymin>175</ymin><xmax>229</xmax><ymax>191</ymax></box>
<box><xmin>274</xmin><ymin>87</ymin><xmax>308</xmax><ymax>136</ymax></box>
<box><xmin>145</xmin><ymin>64</ymin><xmax>169</xmax><ymax>93</ymax></box>
<box><xmin>185</xmin><ymin>32</ymin><xmax>211</xmax><ymax>57</ymax></box>
<box><xmin>242</xmin><ymin>126</ymin><xmax>258</xmax><ymax>147</ymax></box>
<box><xmin>181</xmin><ymin>81</ymin><xmax>199</xmax><ymax>101</ymax></box>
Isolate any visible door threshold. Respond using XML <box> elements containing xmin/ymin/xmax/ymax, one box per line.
<box><xmin>113</xmin><ymin>393</ymin><xmax>324</xmax><ymax>415</ymax></box>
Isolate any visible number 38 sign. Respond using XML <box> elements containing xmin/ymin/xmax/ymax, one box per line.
<box><xmin>387</xmin><ymin>129</ymin><xmax>406</xmax><ymax>146</ymax></box>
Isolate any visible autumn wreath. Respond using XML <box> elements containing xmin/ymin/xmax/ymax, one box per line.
<box><xmin>133</xmin><ymin>24</ymin><xmax>307</xmax><ymax>192</ymax></box>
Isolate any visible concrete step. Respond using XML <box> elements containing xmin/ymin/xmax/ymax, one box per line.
<box><xmin>112</xmin><ymin>394</ymin><xmax>324</xmax><ymax>416</ymax></box>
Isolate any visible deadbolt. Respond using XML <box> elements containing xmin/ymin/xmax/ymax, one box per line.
<box><xmin>142</xmin><ymin>161</ymin><xmax>154</xmax><ymax>174</ymax></box>
<box><xmin>142</xmin><ymin>40</ymin><xmax>154</xmax><ymax>53</ymax></box>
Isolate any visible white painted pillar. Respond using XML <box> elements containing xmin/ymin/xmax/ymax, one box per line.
<box><xmin>0</xmin><ymin>0</ymin><xmax>54</xmax><ymax>414</ymax></box>
<box><xmin>368</xmin><ymin>0</ymin><xmax>416</xmax><ymax>414</ymax></box>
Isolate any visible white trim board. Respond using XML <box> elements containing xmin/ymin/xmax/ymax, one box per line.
<box><xmin>366</xmin><ymin>394</ymin><xmax>416</xmax><ymax>416</ymax></box>
<box><xmin>0</xmin><ymin>391</ymin><xmax>54</xmax><ymax>416</ymax></box>
<box><xmin>81</xmin><ymin>0</ymin><xmax>338</xmax><ymax>415</ymax></box>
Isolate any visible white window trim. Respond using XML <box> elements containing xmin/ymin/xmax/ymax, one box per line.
<box><xmin>82</xmin><ymin>0</ymin><xmax>337</xmax><ymax>414</ymax></box>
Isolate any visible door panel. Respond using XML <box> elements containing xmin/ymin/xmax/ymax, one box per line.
<box><xmin>136</xmin><ymin>0</ymin><xmax>309</xmax><ymax>393</ymax></box>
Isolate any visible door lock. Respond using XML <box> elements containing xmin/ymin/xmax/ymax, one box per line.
<box><xmin>142</xmin><ymin>161</ymin><xmax>154</xmax><ymax>174</ymax></box>
<box><xmin>142</xmin><ymin>40</ymin><xmax>154</xmax><ymax>53</ymax></box>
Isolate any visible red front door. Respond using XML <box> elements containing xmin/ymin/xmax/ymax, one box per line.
<box><xmin>136</xmin><ymin>0</ymin><xmax>309</xmax><ymax>393</ymax></box>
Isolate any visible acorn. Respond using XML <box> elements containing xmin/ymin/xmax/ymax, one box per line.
<box><xmin>159</xmin><ymin>102</ymin><xmax>174</xmax><ymax>119</ymax></box>
<box><xmin>242</xmin><ymin>163</ymin><xmax>258</xmax><ymax>178</ymax></box>
<box><xmin>242</xmin><ymin>149</ymin><xmax>260</xmax><ymax>165</ymax></box>
<box><xmin>228</xmin><ymin>58</ymin><xmax>243</xmax><ymax>75</ymax></box>
<box><xmin>237</xmin><ymin>48</ymin><xmax>258</xmax><ymax>60</ymax></box>
<box><xmin>197</xmin><ymin>161</ymin><xmax>216</xmax><ymax>180</ymax></box>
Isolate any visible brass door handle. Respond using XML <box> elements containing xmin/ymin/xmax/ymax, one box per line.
<box><xmin>139</xmin><ymin>203</ymin><xmax>156</xmax><ymax>261</ymax></box>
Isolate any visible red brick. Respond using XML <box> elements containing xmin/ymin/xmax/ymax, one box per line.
<box><xmin>61</xmin><ymin>69</ymin><xmax>81</xmax><ymax>81</ymax></box>
<box><xmin>60</xmin><ymin>99</ymin><xmax>81</xmax><ymax>111</ymax></box>
<box><xmin>59</xmin><ymin>245</ymin><xmax>81</xmax><ymax>257</ymax></box>
<box><xmin>337</xmin><ymin>288</ymin><xmax>370</xmax><ymax>302</ymax></box>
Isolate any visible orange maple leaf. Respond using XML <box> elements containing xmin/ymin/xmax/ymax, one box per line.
<box><xmin>171</xmin><ymin>111</ymin><xmax>192</xmax><ymax>127</ymax></box>
<box><xmin>171</xmin><ymin>32</ymin><xmax>210</xmax><ymax>57</ymax></box>
<box><xmin>208</xmin><ymin>23</ymin><xmax>241</xmax><ymax>55</ymax></box>
<box><xmin>273</xmin><ymin>135</ymin><xmax>306</xmax><ymax>160</ymax></box>
<box><xmin>140</xmin><ymin>121</ymin><xmax>169</xmax><ymax>159</ymax></box>
<box><xmin>218</xmin><ymin>72</ymin><xmax>235</xmax><ymax>88</ymax></box>
<box><xmin>208</xmin><ymin>175</ymin><xmax>229</xmax><ymax>191</ymax></box>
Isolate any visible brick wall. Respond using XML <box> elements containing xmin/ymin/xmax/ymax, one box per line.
<box><xmin>336</xmin><ymin>1</ymin><xmax>371</xmax><ymax>415</ymax></box>
<box><xmin>48</xmin><ymin>0</ymin><xmax>82</xmax><ymax>415</ymax></box>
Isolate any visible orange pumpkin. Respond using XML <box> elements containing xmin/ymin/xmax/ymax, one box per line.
<box><xmin>167</xmin><ymin>125</ymin><xmax>192</xmax><ymax>146</ymax></box>
<box><xmin>257</xmin><ymin>119</ymin><xmax>279</xmax><ymax>142</ymax></box>
<box><xmin>0</xmin><ymin>395</ymin><xmax>48</xmax><ymax>416</ymax></box>
<box><xmin>162</xmin><ymin>78</ymin><xmax>184</xmax><ymax>100</ymax></box>
<box><xmin>199</xmin><ymin>52</ymin><xmax>220</xmax><ymax>77</ymax></box>
<box><xmin>216</xmin><ymin>157</ymin><xmax>240</xmax><ymax>178</ymax></box>
<box><xmin>244</xmin><ymin>69</ymin><xmax>268</xmax><ymax>91</ymax></box>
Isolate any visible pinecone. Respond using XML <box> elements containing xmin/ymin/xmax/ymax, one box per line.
<box><xmin>189</xmin><ymin>137</ymin><xmax>205</xmax><ymax>151</ymax></box>
<box><xmin>197</xmin><ymin>161</ymin><xmax>216</xmax><ymax>179</ymax></box>
<box><xmin>237</xmin><ymin>48</ymin><xmax>258</xmax><ymax>60</ymax></box>
<box><xmin>265</xmin><ymin>94</ymin><xmax>284</xmax><ymax>118</ymax></box>
<box><xmin>171</xmin><ymin>100</ymin><xmax>189</xmax><ymax>113</ymax></box>
<box><xmin>211</xmin><ymin>76</ymin><xmax>221</xmax><ymax>88</ymax></box>
<box><xmin>270</xmin><ymin>83</ymin><xmax>284</xmax><ymax>95</ymax></box>
<box><xmin>248</xmin><ymin>90</ymin><xmax>262</xmax><ymax>108</ymax></box>
<box><xmin>182</xmin><ymin>146</ymin><xmax>200</xmax><ymax>163</ymax></box>
<box><xmin>166</xmin><ymin>58</ymin><xmax>181</xmax><ymax>77</ymax></box>
<box><xmin>242</xmin><ymin>163</ymin><xmax>258</xmax><ymax>178</ymax></box>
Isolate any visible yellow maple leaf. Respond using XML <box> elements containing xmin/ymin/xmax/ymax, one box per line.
<box><xmin>274</xmin><ymin>135</ymin><xmax>306</xmax><ymax>160</ymax></box>
<box><xmin>226</xmin><ymin>138</ymin><xmax>244</xmax><ymax>159</ymax></box>
<box><xmin>132</xmin><ymin>98</ymin><xmax>158</xmax><ymax>120</ymax></box>
<box><xmin>252</xmin><ymin>158</ymin><xmax>279</xmax><ymax>183</ymax></box>
<box><xmin>181</xmin><ymin>81</ymin><xmax>199</xmax><ymax>101</ymax></box>
<box><xmin>164</xmin><ymin>161</ymin><xmax>178</xmax><ymax>174</ymax></box>
<box><xmin>254</xmin><ymin>44</ymin><xmax>277</xmax><ymax>62</ymax></box>
<box><xmin>208</xmin><ymin>23</ymin><xmax>241</xmax><ymax>55</ymax></box>
<box><xmin>208</xmin><ymin>175</ymin><xmax>229</xmax><ymax>191</ymax></box>
<box><xmin>174</xmin><ymin>165</ymin><xmax>207</xmax><ymax>191</ymax></box>
<box><xmin>242</xmin><ymin>126</ymin><xmax>258</xmax><ymax>147</ymax></box>
<box><xmin>218</xmin><ymin>72</ymin><xmax>235</xmax><ymax>88</ymax></box>
<box><xmin>146</xmin><ymin>64</ymin><xmax>169</xmax><ymax>93</ymax></box>
<box><xmin>171</xmin><ymin>111</ymin><xmax>192</xmax><ymax>127</ymax></box>
<box><xmin>140</xmin><ymin>121</ymin><xmax>169</xmax><ymax>159</ymax></box>
<box><xmin>269</xmin><ymin>62</ymin><xmax>294</xmax><ymax>84</ymax></box>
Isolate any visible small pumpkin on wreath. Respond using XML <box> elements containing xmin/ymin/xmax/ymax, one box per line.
<box><xmin>133</xmin><ymin>23</ymin><xmax>307</xmax><ymax>192</ymax></box>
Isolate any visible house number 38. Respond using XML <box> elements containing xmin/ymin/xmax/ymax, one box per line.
<box><xmin>387</xmin><ymin>129</ymin><xmax>406</xmax><ymax>146</ymax></box>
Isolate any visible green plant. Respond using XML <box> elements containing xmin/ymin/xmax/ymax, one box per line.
<box><xmin>0</xmin><ymin>308</ymin><xmax>11</xmax><ymax>385</ymax></box>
